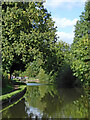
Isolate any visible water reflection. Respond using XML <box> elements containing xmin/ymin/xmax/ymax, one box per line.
<box><xmin>2</xmin><ymin>98</ymin><xmax>28</xmax><ymax>118</ymax></box>
<box><xmin>2</xmin><ymin>84</ymin><xmax>88</xmax><ymax>119</ymax></box>
<box><xmin>24</xmin><ymin>85</ymin><xmax>88</xmax><ymax>118</ymax></box>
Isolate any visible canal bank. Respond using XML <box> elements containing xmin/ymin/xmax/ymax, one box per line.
<box><xmin>1</xmin><ymin>83</ymin><xmax>89</xmax><ymax>119</ymax></box>
<box><xmin>0</xmin><ymin>79</ymin><xmax>27</xmax><ymax>109</ymax></box>
<box><xmin>0</xmin><ymin>78</ymin><xmax>41</xmax><ymax>108</ymax></box>
<box><xmin>0</xmin><ymin>86</ymin><xmax>26</xmax><ymax>105</ymax></box>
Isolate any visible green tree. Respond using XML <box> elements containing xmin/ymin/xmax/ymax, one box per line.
<box><xmin>70</xmin><ymin>1</ymin><xmax>90</xmax><ymax>86</ymax></box>
<box><xmin>70</xmin><ymin>35</ymin><xmax>90</xmax><ymax>86</ymax></box>
<box><xmin>2</xmin><ymin>2</ymin><xmax>57</xmax><ymax>77</ymax></box>
<box><xmin>73</xmin><ymin>1</ymin><xmax>90</xmax><ymax>43</ymax></box>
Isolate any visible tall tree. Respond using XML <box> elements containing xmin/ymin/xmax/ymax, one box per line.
<box><xmin>2</xmin><ymin>2</ymin><xmax>57</xmax><ymax>76</ymax></box>
<box><xmin>70</xmin><ymin>1</ymin><xmax>90</xmax><ymax>86</ymax></box>
<box><xmin>73</xmin><ymin>1</ymin><xmax>90</xmax><ymax>43</ymax></box>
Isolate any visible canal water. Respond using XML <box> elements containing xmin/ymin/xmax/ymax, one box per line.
<box><xmin>1</xmin><ymin>83</ymin><xmax>89</xmax><ymax>119</ymax></box>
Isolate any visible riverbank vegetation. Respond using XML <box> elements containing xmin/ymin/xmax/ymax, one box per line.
<box><xmin>0</xmin><ymin>85</ymin><xmax>26</xmax><ymax>101</ymax></box>
<box><xmin>1</xmin><ymin>1</ymin><xmax>90</xmax><ymax>93</ymax></box>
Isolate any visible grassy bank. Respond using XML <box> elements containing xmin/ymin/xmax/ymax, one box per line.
<box><xmin>0</xmin><ymin>85</ymin><xmax>26</xmax><ymax>101</ymax></box>
<box><xmin>0</xmin><ymin>84</ymin><xmax>26</xmax><ymax>113</ymax></box>
<box><xmin>1</xmin><ymin>78</ymin><xmax>26</xmax><ymax>103</ymax></box>
<box><xmin>2</xmin><ymin>78</ymin><xmax>26</xmax><ymax>94</ymax></box>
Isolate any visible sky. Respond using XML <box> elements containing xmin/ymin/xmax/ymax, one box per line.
<box><xmin>43</xmin><ymin>0</ymin><xmax>87</xmax><ymax>44</ymax></box>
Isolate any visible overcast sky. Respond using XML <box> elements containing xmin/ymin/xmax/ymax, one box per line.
<box><xmin>44</xmin><ymin>0</ymin><xmax>87</xmax><ymax>44</ymax></box>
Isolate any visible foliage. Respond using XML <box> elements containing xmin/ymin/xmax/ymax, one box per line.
<box><xmin>49</xmin><ymin>41</ymin><xmax>72</xmax><ymax>86</ymax></box>
<box><xmin>69</xmin><ymin>1</ymin><xmax>90</xmax><ymax>87</ymax></box>
<box><xmin>2</xmin><ymin>1</ymin><xmax>89</xmax><ymax>88</ymax></box>
<box><xmin>36</xmin><ymin>68</ymin><xmax>50</xmax><ymax>82</ymax></box>
<box><xmin>13</xmin><ymin>70</ymin><xmax>22</xmax><ymax>77</ymax></box>
<box><xmin>2</xmin><ymin>2</ymin><xmax>57</xmax><ymax>76</ymax></box>
<box><xmin>0</xmin><ymin>85</ymin><xmax>26</xmax><ymax>101</ymax></box>
<box><xmin>55</xmin><ymin>41</ymin><xmax>70</xmax><ymax>70</ymax></box>
<box><xmin>20</xmin><ymin>53</ymin><xmax>43</xmax><ymax>77</ymax></box>
<box><xmin>43</xmin><ymin>41</ymin><xmax>70</xmax><ymax>81</ymax></box>
<box><xmin>70</xmin><ymin>34</ymin><xmax>90</xmax><ymax>86</ymax></box>
<box><xmin>73</xmin><ymin>1</ymin><xmax>90</xmax><ymax>43</ymax></box>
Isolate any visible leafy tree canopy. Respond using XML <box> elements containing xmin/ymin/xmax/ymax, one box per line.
<box><xmin>2</xmin><ymin>2</ymin><xmax>57</xmax><ymax>75</ymax></box>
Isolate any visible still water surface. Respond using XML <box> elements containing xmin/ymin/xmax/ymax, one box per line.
<box><xmin>2</xmin><ymin>83</ymin><xmax>88</xmax><ymax>119</ymax></box>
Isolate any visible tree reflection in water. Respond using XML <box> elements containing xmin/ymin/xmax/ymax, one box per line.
<box><xmin>25</xmin><ymin>85</ymin><xmax>88</xmax><ymax>119</ymax></box>
<box><xmin>2</xmin><ymin>84</ymin><xmax>88</xmax><ymax>119</ymax></box>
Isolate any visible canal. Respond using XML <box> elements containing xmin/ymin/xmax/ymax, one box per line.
<box><xmin>1</xmin><ymin>83</ymin><xmax>89</xmax><ymax>119</ymax></box>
